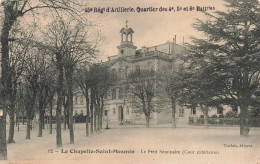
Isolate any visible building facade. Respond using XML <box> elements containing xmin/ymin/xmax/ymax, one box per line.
<box><xmin>102</xmin><ymin>23</ymin><xmax>191</xmax><ymax>126</ymax></box>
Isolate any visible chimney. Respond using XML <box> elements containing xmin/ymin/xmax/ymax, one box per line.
<box><xmin>183</xmin><ymin>36</ymin><xmax>184</xmax><ymax>46</ymax></box>
<box><xmin>175</xmin><ymin>35</ymin><xmax>177</xmax><ymax>44</ymax></box>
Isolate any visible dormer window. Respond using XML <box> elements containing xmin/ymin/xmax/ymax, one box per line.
<box><xmin>121</xmin><ymin>49</ymin><xmax>124</xmax><ymax>55</ymax></box>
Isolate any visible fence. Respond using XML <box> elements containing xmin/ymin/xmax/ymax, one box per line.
<box><xmin>189</xmin><ymin>117</ymin><xmax>260</xmax><ymax>127</ymax></box>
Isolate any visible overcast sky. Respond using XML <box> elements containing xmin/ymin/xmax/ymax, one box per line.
<box><xmin>85</xmin><ymin>0</ymin><xmax>226</xmax><ymax>60</ymax></box>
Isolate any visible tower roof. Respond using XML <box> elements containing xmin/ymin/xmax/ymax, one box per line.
<box><xmin>120</xmin><ymin>20</ymin><xmax>134</xmax><ymax>34</ymax></box>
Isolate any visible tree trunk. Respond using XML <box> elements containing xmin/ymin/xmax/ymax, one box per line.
<box><xmin>22</xmin><ymin>111</ymin><xmax>25</xmax><ymax>125</ymax></box>
<box><xmin>0</xmin><ymin>109</ymin><xmax>7</xmax><ymax>160</ymax></box>
<box><xmin>25</xmin><ymin>111</ymin><xmax>31</xmax><ymax>139</ymax></box>
<box><xmin>145</xmin><ymin>115</ymin><xmax>150</xmax><ymax>128</ymax></box>
<box><xmin>96</xmin><ymin>96</ymin><xmax>100</xmax><ymax>131</ymax></box>
<box><xmin>1</xmin><ymin>3</ymin><xmax>17</xmax><ymax>159</ymax></box>
<box><xmin>49</xmin><ymin>100</ymin><xmax>53</xmax><ymax>134</ymax></box>
<box><xmin>100</xmin><ymin>96</ymin><xmax>104</xmax><ymax>129</ymax></box>
<box><xmin>86</xmin><ymin>88</ymin><xmax>90</xmax><ymax>136</ymax></box>
<box><xmin>42</xmin><ymin>115</ymin><xmax>45</xmax><ymax>129</ymax></box>
<box><xmin>94</xmin><ymin>109</ymin><xmax>97</xmax><ymax>132</ymax></box>
<box><xmin>240</xmin><ymin>103</ymin><xmax>250</xmax><ymax>137</ymax></box>
<box><xmin>7</xmin><ymin>111</ymin><xmax>15</xmax><ymax>143</ymax></box>
<box><xmin>38</xmin><ymin>93</ymin><xmax>44</xmax><ymax>137</ymax></box>
<box><xmin>66</xmin><ymin>67</ymin><xmax>74</xmax><ymax>144</ymax></box>
<box><xmin>38</xmin><ymin>112</ymin><xmax>43</xmax><ymax>137</ymax></box>
<box><xmin>16</xmin><ymin>114</ymin><xmax>18</xmax><ymax>127</ymax></box>
<box><xmin>201</xmin><ymin>105</ymin><xmax>209</xmax><ymax>129</ymax></box>
<box><xmin>63</xmin><ymin>109</ymin><xmax>67</xmax><ymax>130</ymax></box>
<box><xmin>55</xmin><ymin>53</ymin><xmax>63</xmax><ymax>148</ymax></box>
<box><xmin>171</xmin><ymin>98</ymin><xmax>176</xmax><ymax>128</ymax></box>
<box><xmin>90</xmin><ymin>90</ymin><xmax>94</xmax><ymax>134</ymax></box>
<box><xmin>63</xmin><ymin>97</ymin><xmax>67</xmax><ymax>130</ymax></box>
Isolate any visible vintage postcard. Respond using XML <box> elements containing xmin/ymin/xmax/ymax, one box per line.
<box><xmin>0</xmin><ymin>0</ymin><xmax>259</xmax><ymax>164</ymax></box>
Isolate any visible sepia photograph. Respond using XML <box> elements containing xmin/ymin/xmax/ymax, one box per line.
<box><xmin>0</xmin><ymin>0</ymin><xmax>260</xmax><ymax>163</ymax></box>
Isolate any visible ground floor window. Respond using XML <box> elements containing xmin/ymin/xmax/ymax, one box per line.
<box><xmin>104</xmin><ymin>110</ymin><xmax>108</xmax><ymax>116</ymax></box>
<box><xmin>179</xmin><ymin>108</ymin><xmax>184</xmax><ymax>117</ymax></box>
<box><xmin>113</xmin><ymin>108</ymin><xmax>116</xmax><ymax>115</ymax></box>
<box><xmin>126</xmin><ymin>107</ymin><xmax>129</xmax><ymax>115</ymax></box>
<box><xmin>191</xmin><ymin>107</ymin><xmax>196</xmax><ymax>115</ymax></box>
<box><xmin>217</xmin><ymin>107</ymin><xmax>223</xmax><ymax>114</ymax></box>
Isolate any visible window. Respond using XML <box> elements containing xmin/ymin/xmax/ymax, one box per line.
<box><xmin>125</xmin><ymin>66</ymin><xmax>128</xmax><ymax>78</ymax></box>
<box><xmin>232</xmin><ymin>105</ymin><xmax>238</xmax><ymax>113</ymax></box>
<box><xmin>113</xmin><ymin>108</ymin><xmax>116</xmax><ymax>115</ymax></box>
<box><xmin>217</xmin><ymin>107</ymin><xmax>223</xmax><ymax>114</ymax></box>
<box><xmin>75</xmin><ymin>96</ymin><xmax>78</xmax><ymax>104</ymax></box>
<box><xmin>104</xmin><ymin>110</ymin><xmax>108</xmax><ymax>116</ymax></box>
<box><xmin>191</xmin><ymin>107</ymin><xmax>196</xmax><ymax>115</ymax></box>
<box><xmin>126</xmin><ymin>107</ymin><xmax>129</xmax><ymax>115</ymax></box>
<box><xmin>136</xmin><ymin>65</ymin><xmax>140</xmax><ymax>74</ymax></box>
<box><xmin>81</xmin><ymin>110</ymin><xmax>83</xmax><ymax>115</ymax></box>
<box><xmin>80</xmin><ymin>95</ymin><xmax>84</xmax><ymax>104</ymax></box>
<box><xmin>118</xmin><ymin>68</ymin><xmax>122</xmax><ymax>79</ymax></box>
<box><xmin>148</xmin><ymin>62</ymin><xmax>153</xmax><ymax>71</ymax></box>
<box><xmin>75</xmin><ymin>110</ymin><xmax>78</xmax><ymax>115</ymax></box>
<box><xmin>112</xmin><ymin>89</ymin><xmax>116</xmax><ymax>100</ymax></box>
<box><xmin>119</xmin><ymin>88</ymin><xmax>123</xmax><ymax>99</ymax></box>
<box><xmin>179</xmin><ymin>108</ymin><xmax>184</xmax><ymax>117</ymax></box>
<box><xmin>104</xmin><ymin>92</ymin><xmax>108</xmax><ymax>99</ymax></box>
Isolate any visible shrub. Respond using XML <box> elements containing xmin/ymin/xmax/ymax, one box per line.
<box><xmin>225</xmin><ymin>111</ymin><xmax>238</xmax><ymax>118</ymax></box>
<box><xmin>224</xmin><ymin>111</ymin><xmax>239</xmax><ymax>125</ymax></box>
<box><xmin>188</xmin><ymin>117</ymin><xmax>194</xmax><ymax>124</ymax></box>
<box><xmin>211</xmin><ymin>114</ymin><xmax>218</xmax><ymax>118</ymax></box>
<box><xmin>218</xmin><ymin>114</ymin><xmax>224</xmax><ymax>118</ymax></box>
<box><xmin>249</xmin><ymin>108</ymin><xmax>260</xmax><ymax>118</ymax></box>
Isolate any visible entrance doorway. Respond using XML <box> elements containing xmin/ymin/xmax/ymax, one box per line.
<box><xmin>118</xmin><ymin>106</ymin><xmax>123</xmax><ymax>123</ymax></box>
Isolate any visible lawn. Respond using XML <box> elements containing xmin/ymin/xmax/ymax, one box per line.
<box><xmin>2</xmin><ymin>123</ymin><xmax>260</xmax><ymax>164</ymax></box>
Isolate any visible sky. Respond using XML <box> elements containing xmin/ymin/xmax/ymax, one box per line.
<box><xmin>84</xmin><ymin>0</ymin><xmax>226</xmax><ymax>60</ymax></box>
<box><xmin>0</xmin><ymin>0</ymin><xmax>227</xmax><ymax>61</ymax></box>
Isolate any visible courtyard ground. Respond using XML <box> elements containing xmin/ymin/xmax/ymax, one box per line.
<box><xmin>2</xmin><ymin>123</ymin><xmax>260</xmax><ymax>164</ymax></box>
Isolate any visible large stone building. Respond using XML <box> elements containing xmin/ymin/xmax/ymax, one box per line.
<box><xmin>102</xmin><ymin>23</ymin><xmax>190</xmax><ymax>126</ymax></box>
<box><xmin>72</xmin><ymin>22</ymin><xmax>235</xmax><ymax>126</ymax></box>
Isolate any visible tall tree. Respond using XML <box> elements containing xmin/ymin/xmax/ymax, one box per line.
<box><xmin>41</xmin><ymin>18</ymin><xmax>97</xmax><ymax>145</ymax></box>
<box><xmin>189</xmin><ymin>0</ymin><xmax>260</xmax><ymax>136</ymax></box>
<box><xmin>0</xmin><ymin>0</ymin><xmax>86</xmax><ymax>159</ymax></box>
<box><xmin>127</xmin><ymin>69</ymin><xmax>157</xmax><ymax>128</ymax></box>
<box><xmin>161</xmin><ymin>67</ymin><xmax>185</xmax><ymax>128</ymax></box>
<box><xmin>75</xmin><ymin>64</ymin><xmax>91</xmax><ymax>136</ymax></box>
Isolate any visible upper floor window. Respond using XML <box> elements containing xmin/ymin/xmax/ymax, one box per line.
<box><xmin>118</xmin><ymin>68</ymin><xmax>122</xmax><ymax>79</ymax></box>
<box><xmin>80</xmin><ymin>95</ymin><xmax>84</xmax><ymax>104</ymax></box>
<box><xmin>125</xmin><ymin>66</ymin><xmax>128</xmax><ymax>78</ymax></box>
<box><xmin>112</xmin><ymin>88</ymin><xmax>116</xmax><ymax>100</ymax></box>
<box><xmin>75</xmin><ymin>96</ymin><xmax>78</xmax><ymax>104</ymax></box>
<box><xmin>104</xmin><ymin>92</ymin><xmax>108</xmax><ymax>99</ymax></box>
<box><xmin>119</xmin><ymin>88</ymin><xmax>123</xmax><ymax>99</ymax></box>
<box><xmin>136</xmin><ymin>65</ymin><xmax>140</xmax><ymax>74</ymax></box>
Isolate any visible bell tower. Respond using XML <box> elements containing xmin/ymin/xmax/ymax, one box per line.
<box><xmin>117</xmin><ymin>20</ymin><xmax>137</xmax><ymax>56</ymax></box>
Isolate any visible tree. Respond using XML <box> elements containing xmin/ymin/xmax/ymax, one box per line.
<box><xmin>0</xmin><ymin>0</ymin><xmax>86</xmax><ymax>159</ymax></box>
<box><xmin>40</xmin><ymin>17</ymin><xmax>98</xmax><ymax>145</ymax></box>
<box><xmin>23</xmin><ymin>48</ymin><xmax>49</xmax><ymax>139</ymax></box>
<box><xmin>4</xmin><ymin>23</ymin><xmax>32</xmax><ymax>143</ymax></box>
<box><xmin>75</xmin><ymin>64</ymin><xmax>91</xmax><ymax>136</ymax></box>
<box><xmin>189</xmin><ymin>0</ymin><xmax>260</xmax><ymax>136</ymax></box>
<box><xmin>181</xmin><ymin>48</ymin><xmax>226</xmax><ymax>128</ymax></box>
<box><xmin>161</xmin><ymin>67</ymin><xmax>185</xmax><ymax>128</ymax></box>
<box><xmin>127</xmin><ymin>69</ymin><xmax>157</xmax><ymax>128</ymax></box>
